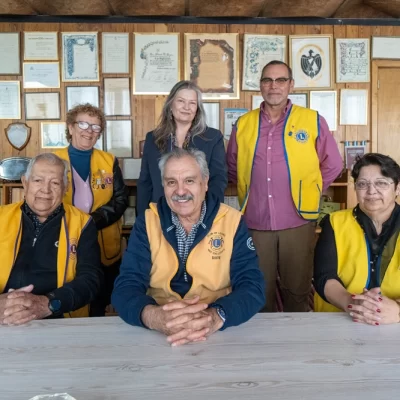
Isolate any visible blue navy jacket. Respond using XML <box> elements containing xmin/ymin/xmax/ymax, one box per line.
<box><xmin>137</xmin><ymin>127</ymin><xmax>227</xmax><ymax>215</ymax></box>
<box><xmin>112</xmin><ymin>194</ymin><xmax>265</xmax><ymax>330</ymax></box>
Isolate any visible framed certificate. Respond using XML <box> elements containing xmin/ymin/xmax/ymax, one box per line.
<box><xmin>224</xmin><ymin>108</ymin><xmax>248</xmax><ymax>140</ymax></box>
<box><xmin>288</xmin><ymin>93</ymin><xmax>308</xmax><ymax>108</ymax></box>
<box><xmin>133</xmin><ymin>33</ymin><xmax>180</xmax><ymax>95</ymax></box>
<box><xmin>104</xmin><ymin>77</ymin><xmax>131</xmax><ymax>116</ymax></box>
<box><xmin>242</xmin><ymin>34</ymin><xmax>287</xmax><ymax>91</ymax></box>
<box><xmin>66</xmin><ymin>86</ymin><xmax>99</xmax><ymax>111</ymax></box>
<box><xmin>62</xmin><ymin>32</ymin><xmax>99</xmax><ymax>82</ymax></box>
<box><xmin>24</xmin><ymin>32</ymin><xmax>58</xmax><ymax>60</ymax></box>
<box><xmin>106</xmin><ymin>120</ymin><xmax>133</xmax><ymax>158</ymax></box>
<box><xmin>372</xmin><ymin>36</ymin><xmax>400</xmax><ymax>59</ymax></box>
<box><xmin>340</xmin><ymin>89</ymin><xmax>368</xmax><ymax>126</ymax></box>
<box><xmin>184</xmin><ymin>33</ymin><xmax>240</xmax><ymax>100</ymax></box>
<box><xmin>336</xmin><ymin>39</ymin><xmax>370</xmax><ymax>83</ymax></box>
<box><xmin>0</xmin><ymin>33</ymin><xmax>20</xmax><ymax>74</ymax></box>
<box><xmin>289</xmin><ymin>35</ymin><xmax>333</xmax><ymax>90</ymax></box>
<box><xmin>252</xmin><ymin>95</ymin><xmax>264</xmax><ymax>110</ymax></box>
<box><xmin>310</xmin><ymin>90</ymin><xmax>337</xmax><ymax>131</ymax></box>
<box><xmin>0</xmin><ymin>81</ymin><xmax>21</xmax><ymax>119</ymax></box>
<box><xmin>102</xmin><ymin>33</ymin><xmax>129</xmax><ymax>74</ymax></box>
<box><xmin>203</xmin><ymin>103</ymin><xmax>220</xmax><ymax>130</ymax></box>
<box><xmin>23</xmin><ymin>62</ymin><xmax>60</xmax><ymax>89</ymax></box>
<box><xmin>24</xmin><ymin>92</ymin><xmax>61</xmax><ymax>120</ymax></box>
<box><xmin>41</xmin><ymin>122</ymin><xmax>68</xmax><ymax>148</ymax></box>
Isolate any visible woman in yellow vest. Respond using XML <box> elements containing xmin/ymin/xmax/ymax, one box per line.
<box><xmin>55</xmin><ymin>104</ymin><xmax>128</xmax><ymax>316</ymax></box>
<box><xmin>314</xmin><ymin>153</ymin><xmax>400</xmax><ymax>325</ymax></box>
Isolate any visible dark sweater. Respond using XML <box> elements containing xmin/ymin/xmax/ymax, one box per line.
<box><xmin>137</xmin><ymin>127</ymin><xmax>228</xmax><ymax>215</ymax></box>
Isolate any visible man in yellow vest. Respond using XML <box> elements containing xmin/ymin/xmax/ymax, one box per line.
<box><xmin>227</xmin><ymin>60</ymin><xmax>343</xmax><ymax>312</ymax></box>
<box><xmin>112</xmin><ymin>148</ymin><xmax>265</xmax><ymax>346</ymax></box>
<box><xmin>0</xmin><ymin>153</ymin><xmax>102</xmax><ymax>325</ymax></box>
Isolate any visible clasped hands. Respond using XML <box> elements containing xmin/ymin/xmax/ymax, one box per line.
<box><xmin>346</xmin><ymin>287</ymin><xmax>400</xmax><ymax>325</ymax></box>
<box><xmin>142</xmin><ymin>295</ymin><xmax>224</xmax><ymax>347</ymax></box>
<box><xmin>0</xmin><ymin>284</ymin><xmax>51</xmax><ymax>326</ymax></box>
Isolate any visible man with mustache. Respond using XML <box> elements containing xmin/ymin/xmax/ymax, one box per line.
<box><xmin>112</xmin><ymin>148</ymin><xmax>265</xmax><ymax>346</ymax></box>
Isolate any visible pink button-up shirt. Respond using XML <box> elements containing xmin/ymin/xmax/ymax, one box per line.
<box><xmin>226</xmin><ymin>100</ymin><xmax>343</xmax><ymax>231</ymax></box>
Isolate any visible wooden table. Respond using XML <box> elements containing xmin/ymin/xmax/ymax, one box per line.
<box><xmin>0</xmin><ymin>313</ymin><xmax>398</xmax><ymax>400</ymax></box>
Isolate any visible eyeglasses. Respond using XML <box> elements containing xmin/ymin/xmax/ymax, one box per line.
<box><xmin>355</xmin><ymin>179</ymin><xmax>394</xmax><ymax>191</ymax></box>
<box><xmin>75</xmin><ymin>121</ymin><xmax>102</xmax><ymax>133</ymax></box>
<box><xmin>260</xmin><ymin>77</ymin><xmax>291</xmax><ymax>86</ymax></box>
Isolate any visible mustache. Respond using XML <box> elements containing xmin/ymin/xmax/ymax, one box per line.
<box><xmin>171</xmin><ymin>194</ymin><xmax>193</xmax><ymax>201</ymax></box>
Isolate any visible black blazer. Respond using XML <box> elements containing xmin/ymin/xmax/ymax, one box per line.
<box><xmin>137</xmin><ymin>127</ymin><xmax>227</xmax><ymax>215</ymax></box>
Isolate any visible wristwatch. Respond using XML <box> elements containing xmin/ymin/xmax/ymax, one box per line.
<box><xmin>215</xmin><ymin>306</ymin><xmax>226</xmax><ymax>325</ymax></box>
<box><xmin>45</xmin><ymin>293</ymin><xmax>62</xmax><ymax>316</ymax></box>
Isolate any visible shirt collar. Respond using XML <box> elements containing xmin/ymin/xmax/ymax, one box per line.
<box><xmin>260</xmin><ymin>99</ymin><xmax>292</xmax><ymax>118</ymax></box>
<box><xmin>23</xmin><ymin>201</ymin><xmax>63</xmax><ymax>225</ymax></box>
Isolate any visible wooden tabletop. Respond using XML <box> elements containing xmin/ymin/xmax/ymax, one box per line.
<box><xmin>0</xmin><ymin>313</ymin><xmax>398</xmax><ymax>400</ymax></box>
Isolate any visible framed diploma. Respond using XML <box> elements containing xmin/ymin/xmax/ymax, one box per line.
<box><xmin>340</xmin><ymin>89</ymin><xmax>368</xmax><ymax>126</ymax></box>
<box><xmin>310</xmin><ymin>90</ymin><xmax>337</xmax><ymax>131</ymax></box>
<box><xmin>372</xmin><ymin>36</ymin><xmax>400</xmax><ymax>59</ymax></box>
<box><xmin>104</xmin><ymin>77</ymin><xmax>131</xmax><ymax>116</ymax></box>
<box><xmin>288</xmin><ymin>93</ymin><xmax>308</xmax><ymax>108</ymax></box>
<box><xmin>102</xmin><ymin>33</ymin><xmax>129</xmax><ymax>74</ymax></box>
<box><xmin>203</xmin><ymin>103</ymin><xmax>220</xmax><ymax>130</ymax></box>
<box><xmin>41</xmin><ymin>122</ymin><xmax>68</xmax><ymax>148</ymax></box>
<box><xmin>133</xmin><ymin>33</ymin><xmax>180</xmax><ymax>95</ymax></box>
<box><xmin>106</xmin><ymin>120</ymin><xmax>133</xmax><ymax>158</ymax></box>
<box><xmin>242</xmin><ymin>34</ymin><xmax>287</xmax><ymax>91</ymax></box>
<box><xmin>0</xmin><ymin>33</ymin><xmax>20</xmax><ymax>74</ymax></box>
<box><xmin>289</xmin><ymin>35</ymin><xmax>333</xmax><ymax>90</ymax></box>
<box><xmin>252</xmin><ymin>95</ymin><xmax>264</xmax><ymax>110</ymax></box>
<box><xmin>23</xmin><ymin>62</ymin><xmax>60</xmax><ymax>89</ymax></box>
<box><xmin>24</xmin><ymin>32</ymin><xmax>58</xmax><ymax>61</ymax></box>
<box><xmin>66</xmin><ymin>86</ymin><xmax>99</xmax><ymax>111</ymax></box>
<box><xmin>224</xmin><ymin>108</ymin><xmax>248</xmax><ymax>140</ymax></box>
<box><xmin>336</xmin><ymin>39</ymin><xmax>370</xmax><ymax>83</ymax></box>
<box><xmin>24</xmin><ymin>92</ymin><xmax>61</xmax><ymax>120</ymax></box>
<box><xmin>0</xmin><ymin>81</ymin><xmax>21</xmax><ymax>119</ymax></box>
<box><xmin>62</xmin><ymin>32</ymin><xmax>99</xmax><ymax>82</ymax></box>
<box><xmin>184</xmin><ymin>33</ymin><xmax>240</xmax><ymax>100</ymax></box>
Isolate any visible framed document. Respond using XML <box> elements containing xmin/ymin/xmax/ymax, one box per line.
<box><xmin>289</xmin><ymin>35</ymin><xmax>333</xmax><ymax>90</ymax></box>
<box><xmin>122</xmin><ymin>158</ymin><xmax>142</xmax><ymax>179</ymax></box>
<box><xmin>242</xmin><ymin>34</ymin><xmax>287</xmax><ymax>91</ymax></box>
<box><xmin>24</xmin><ymin>92</ymin><xmax>60</xmax><ymax>120</ymax></box>
<box><xmin>0</xmin><ymin>81</ymin><xmax>21</xmax><ymax>119</ymax></box>
<box><xmin>224</xmin><ymin>108</ymin><xmax>248</xmax><ymax>140</ymax></box>
<box><xmin>23</xmin><ymin>62</ymin><xmax>60</xmax><ymax>89</ymax></box>
<box><xmin>5</xmin><ymin>123</ymin><xmax>31</xmax><ymax>151</ymax></box>
<box><xmin>372</xmin><ymin>36</ymin><xmax>400</xmax><ymax>59</ymax></box>
<box><xmin>24</xmin><ymin>32</ymin><xmax>58</xmax><ymax>60</ymax></box>
<box><xmin>252</xmin><ymin>95</ymin><xmax>263</xmax><ymax>110</ymax></box>
<box><xmin>102</xmin><ymin>33</ymin><xmax>129</xmax><ymax>74</ymax></box>
<box><xmin>106</xmin><ymin>120</ymin><xmax>133</xmax><ymax>158</ymax></box>
<box><xmin>104</xmin><ymin>77</ymin><xmax>131</xmax><ymax>116</ymax></box>
<box><xmin>340</xmin><ymin>89</ymin><xmax>368</xmax><ymax>126</ymax></box>
<box><xmin>133</xmin><ymin>33</ymin><xmax>180</xmax><ymax>95</ymax></box>
<box><xmin>41</xmin><ymin>122</ymin><xmax>68</xmax><ymax>148</ymax></box>
<box><xmin>203</xmin><ymin>103</ymin><xmax>220</xmax><ymax>130</ymax></box>
<box><xmin>0</xmin><ymin>33</ymin><xmax>20</xmax><ymax>74</ymax></box>
<box><xmin>184</xmin><ymin>33</ymin><xmax>240</xmax><ymax>100</ymax></box>
<box><xmin>310</xmin><ymin>91</ymin><xmax>337</xmax><ymax>131</ymax></box>
<box><xmin>62</xmin><ymin>32</ymin><xmax>99</xmax><ymax>82</ymax></box>
<box><xmin>288</xmin><ymin>93</ymin><xmax>308</xmax><ymax>108</ymax></box>
<box><xmin>66</xmin><ymin>86</ymin><xmax>99</xmax><ymax>111</ymax></box>
<box><xmin>336</xmin><ymin>39</ymin><xmax>370</xmax><ymax>83</ymax></box>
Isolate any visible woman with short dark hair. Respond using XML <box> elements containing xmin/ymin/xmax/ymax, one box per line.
<box><xmin>314</xmin><ymin>153</ymin><xmax>400</xmax><ymax>325</ymax></box>
<box><xmin>137</xmin><ymin>80</ymin><xmax>227</xmax><ymax>215</ymax></box>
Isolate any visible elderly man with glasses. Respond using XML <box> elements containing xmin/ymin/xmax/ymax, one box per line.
<box><xmin>227</xmin><ymin>60</ymin><xmax>343</xmax><ymax>313</ymax></box>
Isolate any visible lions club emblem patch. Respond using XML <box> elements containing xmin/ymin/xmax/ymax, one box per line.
<box><xmin>207</xmin><ymin>232</ymin><xmax>225</xmax><ymax>259</ymax></box>
<box><xmin>295</xmin><ymin>130</ymin><xmax>309</xmax><ymax>143</ymax></box>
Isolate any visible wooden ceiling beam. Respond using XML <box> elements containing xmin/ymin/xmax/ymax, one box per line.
<box><xmin>36</xmin><ymin>0</ymin><xmax>112</xmax><ymax>15</ymax></box>
<box><xmin>188</xmin><ymin>0</ymin><xmax>265</xmax><ymax>17</ymax></box>
<box><xmin>334</xmin><ymin>0</ymin><xmax>391</xmax><ymax>18</ymax></box>
<box><xmin>364</xmin><ymin>0</ymin><xmax>400</xmax><ymax>17</ymax></box>
<box><xmin>0</xmin><ymin>0</ymin><xmax>38</xmax><ymax>15</ymax></box>
<box><xmin>261</xmin><ymin>0</ymin><xmax>345</xmax><ymax>17</ymax></box>
<box><xmin>108</xmin><ymin>0</ymin><xmax>185</xmax><ymax>16</ymax></box>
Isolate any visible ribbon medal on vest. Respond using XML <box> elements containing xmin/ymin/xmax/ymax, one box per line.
<box><xmin>92</xmin><ymin>169</ymin><xmax>113</xmax><ymax>190</ymax></box>
<box><xmin>207</xmin><ymin>232</ymin><xmax>225</xmax><ymax>260</ymax></box>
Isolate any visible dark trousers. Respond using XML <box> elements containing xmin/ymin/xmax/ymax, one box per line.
<box><xmin>250</xmin><ymin>223</ymin><xmax>316</xmax><ymax>313</ymax></box>
<box><xmin>89</xmin><ymin>259</ymin><xmax>121</xmax><ymax>317</ymax></box>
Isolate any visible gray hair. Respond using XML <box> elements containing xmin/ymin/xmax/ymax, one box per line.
<box><xmin>158</xmin><ymin>148</ymin><xmax>209</xmax><ymax>185</ymax></box>
<box><xmin>24</xmin><ymin>153</ymin><xmax>69</xmax><ymax>187</ymax></box>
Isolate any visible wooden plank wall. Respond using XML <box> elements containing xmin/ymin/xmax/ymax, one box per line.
<box><xmin>0</xmin><ymin>22</ymin><xmax>399</xmax><ymax>161</ymax></box>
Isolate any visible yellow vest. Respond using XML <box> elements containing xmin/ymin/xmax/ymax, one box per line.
<box><xmin>55</xmin><ymin>147</ymin><xmax>122</xmax><ymax>266</ymax></box>
<box><xmin>0</xmin><ymin>202</ymin><xmax>92</xmax><ymax>318</ymax></box>
<box><xmin>236</xmin><ymin>104</ymin><xmax>322</xmax><ymax>220</ymax></box>
<box><xmin>144</xmin><ymin>203</ymin><xmax>241</xmax><ymax>305</ymax></box>
<box><xmin>314</xmin><ymin>209</ymin><xmax>400</xmax><ymax>312</ymax></box>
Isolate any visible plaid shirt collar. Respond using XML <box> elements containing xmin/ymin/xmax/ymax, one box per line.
<box><xmin>170</xmin><ymin>201</ymin><xmax>207</xmax><ymax>235</ymax></box>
